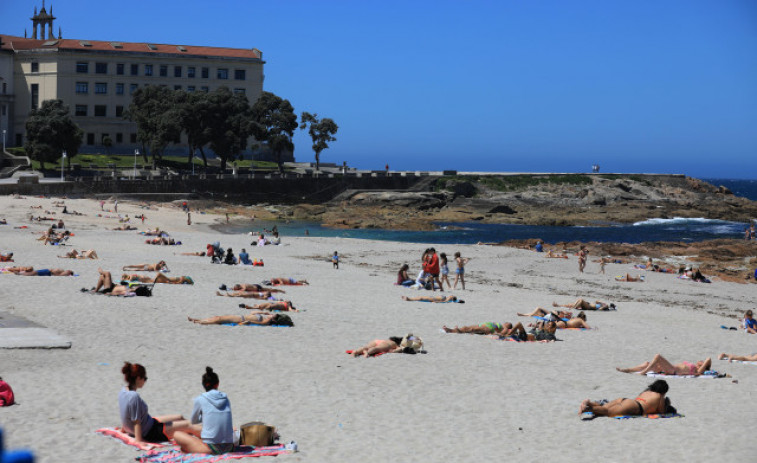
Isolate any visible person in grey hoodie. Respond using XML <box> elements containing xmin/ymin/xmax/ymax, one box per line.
<box><xmin>173</xmin><ymin>367</ymin><xmax>234</xmax><ymax>454</ymax></box>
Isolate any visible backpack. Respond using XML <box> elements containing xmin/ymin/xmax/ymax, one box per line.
<box><xmin>134</xmin><ymin>285</ymin><xmax>152</xmax><ymax>297</ymax></box>
<box><xmin>0</xmin><ymin>378</ymin><xmax>15</xmax><ymax>406</ymax></box>
<box><xmin>273</xmin><ymin>314</ymin><xmax>293</xmax><ymax>326</ymax></box>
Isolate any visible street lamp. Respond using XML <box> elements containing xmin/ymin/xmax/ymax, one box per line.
<box><xmin>2</xmin><ymin>129</ymin><xmax>5</xmax><ymax>152</ymax></box>
<box><xmin>134</xmin><ymin>149</ymin><xmax>139</xmax><ymax>179</ymax></box>
<box><xmin>61</xmin><ymin>150</ymin><xmax>66</xmax><ymax>181</ymax></box>
<box><xmin>192</xmin><ymin>149</ymin><xmax>195</xmax><ymax>176</ymax></box>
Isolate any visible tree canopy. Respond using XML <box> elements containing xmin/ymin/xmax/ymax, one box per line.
<box><xmin>24</xmin><ymin>99</ymin><xmax>83</xmax><ymax>170</ymax></box>
<box><xmin>250</xmin><ymin>91</ymin><xmax>298</xmax><ymax>172</ymax></box>
<box><xmin>300</xmin><ymin>112</ymin><xmax>338</xmax><ymax>170</ymax></box>
<box><xmin>125</xmin><ymin>86</ymin><xmax>182</xmax><ymax>165</ymax></box>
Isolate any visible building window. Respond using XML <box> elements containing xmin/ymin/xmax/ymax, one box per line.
<box><xmin>75</xmin><ymin>82</ymin><xmax>89</xmax><ymax>94</ymax></box>
<box><xmin>187</xmin><ymin>86</ymin><xmax>195</xmax><ymax>92</ymax></box>
<box><xmin>200</xmin><ymin>86</ymin><xmax>209</xmax><ymax>93</ymax></box>
<box><xmin>233</xmin><ymin>88</ymin><xmax>246</xmax><ymax>95</ymax></box>
<box><xmin>145</xmin><ymin>64</ymin><xmax>153</xmax><ymax>76</ymax></box>
<box><xmin>115</xmin><ymin>83</ymin><xmax>124</xmax><ymax>95</ymax></box>
<box><xmin>187</xmin><ymin>67</ymin><xmax>195</xmax><ymax>78</ymax></box>
<box><xmin>94</xmin><ymin>105</ymin><xmax>107</xmax><ymax>117</ymax></box>
<box><xmin>30</xmin><ymin>84</ymin><xmax>39</xmax><ymax>109</ymax></box>
<box><xmin>116</xmin><ymin>63</ymin><xmax>125</xmax><ymax>75</ymax></box>
<box><xmin>2</xmin><ymin>82</ymin><xmax>5</xmax><ymax>94</ymax></box>
<box><xmin>174</xmin><ymin>66</ymin><xmax>182</xmax><ymax>77</ymax></box>
<box><xmin>201</xmin><ymin>67</ymin><xmax>209</xmax><ymax>78</ymax></box>
<box><xmin>76</xmin><ymin>62</ymin><xmax>89</xmax><ymax>73</ymax></box>
<box><xmin>116</xmin><ymin>106</ymin><xmax>124</xmax><ymax>117</ymax></box>
<box><xmin>174</xmin><ymin>85</ymin><xmax>181</xmax><ymax>90</ymax></box>
<box><xmin>234</xmin><ymin>69</ymin><xmax>245</xmax><ymax>80</ymax></box>
<box><xmin>95</xmin><ymin>62</ymin><xmax>108</xmax><ymax>74</ymax></box>
<box><xmin>130</xmin><ymin>133</ymin><xmax>137</xmax><ymax>143</ymax></box>
<box><xmin>75</xmin><ymin>105</ymin><xmax>87</xmax><ymax>116</ymax></box>
<box><xmin>159</xmin><ymin>65</ymin><xmax>168</xmax><ymax>77</ymax></box>
<box><xmin>131</xmin><ymin>63</ymin><xmax>139</xmax><ymax>76</ymax></box>
<box><xmin>95</xmin><ymin>82</ymin><xmax>108</xmax><ymax>94</ymax></box>
<box><xmin>1</xmin><ymin>105</ymin><xmax>5</xmax><ymax>115</ymax></box>
<box><xmin>116</xmin><ymin>133</ymin><xmax>123</xmax><ymax>143</ymax></box>
<box><xmin>87</xmin><ymin>133</ymin><xmax>95</xmax><ymax>145</ymax></box>
<box><xmin>31</xmin><ymin>62</ymin><xmax>39</xmax><ymax>72</ymax></box>
<box><xmin>217</xmin><ymin>68</ymin><xmax>229</xmax><ymax>80</ymax></box>
<box><xmin>129</xmin><ymin>84</ymin><xmax>138</xmax><ymax>94</ymax></box>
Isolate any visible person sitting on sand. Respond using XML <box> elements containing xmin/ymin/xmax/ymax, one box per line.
<box><xmin>237</xmin><ymin>300</ymin><xmax>298</xmax><ymax>312</ymax></box>
<box><xmin>615</xmin><ymin>273</ymin><xmax>645</xmax><ymax>282</ymax></box>
<box><xmin>545</xmin><ymin>250</ymin><xmax>568</xmax><ymax>259</ymax></box>
<box><xmin>579</xmin><ymin>380</ymin><xmax>671</xmax><ymax>419</ymax></box>
<box><xmin>742</xmin><ymin>309</ymin><xmax>757</xmax><ymax>334</ymax></box>
<box><xmin>172</xmin><ymin>367</ymin><xmax>234</xmax><ymax>455</ymax></box>
<box><xmin>443</xmin><ymin>322</ymin><xmax>513</xmax><ymax>335</ymax></box>
<box><xmin>122</xmin><ymin>273</ymin><xmax>193</xmax><ymax>285</ymax></box>
<box><xmin>17</xmin><ymin>268</ymin><xmax>74</xmax><ymax>276</ymax></box>
<box><xmin>397</xmin><ymin>264</ymin><xmax>414</xmax><ymax>287</ymax></box>
<box><xmin>90</xmin><ymin>268</ymin><xmax>131</xmax><ymax>295</ymax></box>
<box><xmin>123</xmin><ymin>261</ymin><xmax>168</xmax><ymax>272</ymax></box>
<box><xmin>262</xmin><ymin>278</ymin><xmax>309</xmax><ymax>286</ymax></box>
<box><xmin>553</xmin><ymin>299</ymin><xmax>615</xmax><ymax>311</ymax></box>
<box><xmin>616</xmin><ymin>354</ymin><xmax>712</xmax><ymax>376</ymax></box>
<box><xmin>58</xmin><ymin>249</ymin><xmax>98</xmax><ymax>259</ymax></box>
<box><xmin>517</xmin><ymin>307</ymin><xmax>573</xmax><ymax>320</ymax></box>
<box><xmin>402</xmin><ymin>294</ymin><xmax>462</xmax><ymax>303</ymax></box>
<box><xmin>238</xmin><ymin>248</ymin><xmax>252</xmax><ymax>265</ymax></box>
<box><xmin>719</xmin><ymin>353</ymin><xmax>757</xmax><ymax>362</ymax></box>
<box><xmin>119</xmin><ymin>362</ymin><xmax>200</xmax><ymax>445</ymax></box>
<box><xmin>188</xmin><ymin>311</ymin><xmax>288</xmax><ymax>326</ymax></box>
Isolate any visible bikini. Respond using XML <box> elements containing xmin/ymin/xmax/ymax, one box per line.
<box><xmin>681</xmin><ymin>361</ymin><xmax>697</xmax><ymax>375</ymax></box>
<box><xmin>633</xmin><ymin>397</ymin><xmax>646</xmax><ymax>415</ymax></box>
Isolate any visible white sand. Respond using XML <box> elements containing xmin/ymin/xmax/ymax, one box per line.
<box><xmin>0</xmin><ymin>195</ymin><xmax>755</xmax><ymax>462</ymax></box>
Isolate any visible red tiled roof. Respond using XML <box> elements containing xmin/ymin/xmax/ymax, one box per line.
<box><xmin>0</xmin><ymin>35</ymin><xmax>262</xmax><ymax>60</ymax></box>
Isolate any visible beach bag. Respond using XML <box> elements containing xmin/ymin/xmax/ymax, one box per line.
<box><xmin>239</xmin><ymin>422</ymin><xmax>276</xmax><ymax>446</ymax></box>
<box><xmin>134</xmin><ymin>285</ymin><xmax>152</xmax><ymax>297</ymax></box>
<box><xmin>400</xmin><ymin>334</ymin><xmax>424</xmax><ymax>354</ymax></box>
<box><xmin>273</xmin><ymin>314</ymin><xmax>294</xmax><ymax>327</ymax></box>
<box><xmin>0</xmin><ymin>378</ymin><xmax>15</xmax><ymax>406</ymax></box>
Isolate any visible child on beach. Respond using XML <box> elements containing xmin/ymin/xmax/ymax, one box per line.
<box><xmin>453</xmin><ymin>252</ymin><xmax>469</xmax><ymax>290</ymax></box>
<box><xmin>599</xmin><ymin>257</ymin><xmax>607</xmax><ymax>274</ymax></box>
<box><xmin>439</xmin><ymin>253</ymin><xmax>450</xmax><ymax>290</ymax></box>
<box><xmin>332</xmin><ymin>251</ymin><xmax>339</xmax><ymax>269</ymax></box>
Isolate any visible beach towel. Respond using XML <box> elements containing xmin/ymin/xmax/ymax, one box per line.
<box><xmin>644</xmin><ymin>371</ymin><xmax>726</xmax><ymax>379</ymax></box>
<box><xmin>220</xmin><ymin>323</ymin><xmax>292</xmax><ymax>328</ymax></box>
<box><xmin>613</xmin><ymin>413</ymin><xmax>684</xmax><ymax>420</ymax></box>
<box><xmin>533</xmin><ymin>315</ymin><xmax>570</xmax><ymax>322</ymax></box>
<box><xmin>345</xmin><ymin>350</ymin><xmax>386</xmax><ymax>357</ymax></box>
<box><xmin>722</xmin><ymin>360</ymin><xmax>757</xmax><ymax>365</ymax></box>
<box><xmin>488</xmin><ymin>335</ymin><xmax>554</xmax><ymax>343</ymax></box>
<box><xmin>95</xmin><ymin>427</ymin><xmax>172</xmax><ymax>450</ymax></box>
<box><xmin>136</xmin><ymin>445</ymin><xmax>291</xmax><ymax>462</ymax></box>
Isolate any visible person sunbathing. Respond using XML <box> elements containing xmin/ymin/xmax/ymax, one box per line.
<box><xmin>402</xmin><ymin>295</ymin><xmax>462</xmax><ymax>303</ymax></box>
<box><xmin>122</xmin><ymin>273</ymin><xmax>193</xmax><ymax>285</ymax></box>
<box><xmin>3</xmin><ymin>266</ymin><xmax>33</xmax><ymax>274</ymax></box>
<box><xmin>0</xmin><ymin>252</ymin><xmax>13</xmax><ymax>262</ymax></box>
<box><xmin>17</xmin><ymin>268</ymin><xmax>74</xmax><ymax>276</ymax></box>
<box><xmin>123</xmin><ymin>261</ymin><xmax>168</xmax><ymax>272</ymax></box>
<box><xmin>262</xmin><ymin>278</ymin><xmax>309</xmax><ymax>286</ymax></box>
<box><xmin>719</xmin><ymin>353</ymin><xmax>757</xmax><ymax>362</ymax></box>
<box><xmin>616</xmin><ymin>354</ymin><xmax>712</xmax><ymax>376</ymax></box>
<box><xmin>615</xmin><ymin>273</ymin><xmax>645</xmax><ymax>282</ymax></box>
<box><xmin>238</xmin><ymin>300</ymin><xmax>298</xmax><ymax>312</ymax></box>
<box><xmin>443</xmin><ymin>322</ymin><xmax>513</xmax><ymax>335</ymax></box>
<box><xmin>553</xmin><ymin>299</ymin><xmax>615</xmax><ymax>311</ymax></box>
<box><xmin>580</xmin><ymin>380</ymin><xmax>671</xmax><ymax>419</ymax></box>
<box><xmin>146</xmin><ymin>237</ymin><xmax>176</xmax><ymax>245</ymax></box>
<box><xmin>179</xmin><ymin>251</ymin><xmax>207</xmax><ymax>256</ymax></box>
<box><xmin>228</xmin><ymin>283</ymin><xmax>285</xmax><ymax>293</ymax></box>
<box><xmin>188</xmin><ymin>310</ymin><xmax>286</xmax><ymax>325</ymax></box>
<box><xmin>545</xmin><ymin>250</ymin><xmax>568</xmax><ymax>258</ymax></box>
<box><xmin>555</xmin><ymin>312</ymin><xmax>590</xmax><ymax>329</ymax></box>
<box><xmin>58</xmin><ymin>249</ymin><xmax>98</xmax><ymax>259</ymax></box>
<box><xmin>216</xmin><ymin>290</ymin><xmax>274</xmax><ymax>300</ymax></box>
<box><xmin>112</xmin><ymin>224</ymin><xmax>137</xmax><ymax>231</ymax></box>
<box><xmin>91</xmin><ymin>268</ymin><xmax>131</xmax><ymax>295</ymax></box>
<box><xmin>501</xmin><ymin>321</ymin><xmax>558</xmax><ymax>342</ymax></box>
<box><xmin>517</xmin><ymin>307</ymin><xmax>573</xmax><ymax>320</ymax></box>
<box><xmin>350</xmin><ymin>337</ymin><xmax>405</xmax><ymax>357</ymax></box>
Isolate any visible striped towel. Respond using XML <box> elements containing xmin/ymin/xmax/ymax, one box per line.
<box><xmin>136</xmin><ymin>445</ymin><xmax>291</xmax><ymax>462</ymax></box>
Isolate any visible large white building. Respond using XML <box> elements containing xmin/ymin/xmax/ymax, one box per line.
<box><xmin>0</xmin><ymin>3</ymin><xmax>265</xmax><ymax>156</ymax></box>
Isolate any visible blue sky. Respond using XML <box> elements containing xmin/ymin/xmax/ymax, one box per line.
<box><xmin>2</xmin><ymin>1</ymin><xmax>756</xmax><ymax>178</ymax></box>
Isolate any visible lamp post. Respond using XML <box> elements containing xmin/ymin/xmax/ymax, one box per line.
<box><xmin>133</xmin><ymin>149</ymin><xmax>139</xmax><ymax>179</ymax></box>
<box><xmin>60</xmin><ymin>151</ymin><xmax>66</xmax><ymax>181</ymax></box>
<box><xmin>192</xmin><ymin>149</ymin><xmax>195</xmax><ymax>176</ymax></box>
<box><xmin>2</xmin><ymin>129</ymin><xmax>5</xmax><ymax>152</ymax></box>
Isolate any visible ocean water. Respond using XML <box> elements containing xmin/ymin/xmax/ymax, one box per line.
<box><xmin>223</xmin><ymin>178</ymin><xmax>756</xmax><ymax>245</ymax></box>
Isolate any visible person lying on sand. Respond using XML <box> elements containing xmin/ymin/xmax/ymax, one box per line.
<box><xmin>122</xmin><ymin>273</ymin><xmax>193</xmax><ymax>285</ymax></box>
<box><xmin>227</xmin><ymin>283</ymin><xmax>285</xmax><ymax>293</ymax></box>
<box><xmin>89</xmin><ymin>268</ymin><xmax>131</xmax><ymax>295</ymax></box>
<box><xmin>545</xmin><ymin>250</ymin><xmax>568</xmax><ymax>258</ymax></box>
<box><xmin>145</xmin><ymin>237</ymin><xmax>176</xmax><ymax>245</ymax></box>
<box><xmin>719</xmin><ymin>353</ymin><xmax>757</xmax><ymax>362</ymax></box>
<box><xmin>616</xmin><ymin>354</ymin><xmax>712</xmax><ymax>376</ymax></box>
<box><xmin>123</xmin><ymin>261</ymin><xmax>168</xmax><ymax>272</ymax></box>
<box><xmin>58</xmin><ymin>249</ymin><xmax>98</xmax><ymax>259</ymax></box>
<box><xmin>238</xmin><ymin>301</ymin><xmax>298</xmax><ymax>312</ymax></box>
<box><xmin>443</xmin><ymin>322</ymin><xmax>513</xmax><ymax>335</ymax></box>
<box><xmin>16</xmin><ymin>268</ymin><xmax>74</xmax><ymax>276</ymax></box>
<box><xmin>262</xmin><ymin>278</ymin><xmax>309</xmax><ymax>286</ymax></box>
<box><xmin>239</xmin><ymin>301</ymin><xmax>299</xmax><ymax>312</ymax></box>
<box><xmin>615</xmin><ymin>273</ymin><xmax>645</xmax><ymax>282</ymax></box>
<box><xmin>402</xmin><ymin>295</ymin><xmax>462</xmax><ymax>303</ymax></box>
<box><xmin>2</xmin><ymin>266</ymin><xmax>33</xmax><ymax>274</ymax></box>
<box><xmin>349</xmin><ymin>334</ymin><xmax>425</xmax><ymax>357</ymax></box>
<box><xmin>553</xmin><ymin>299</ymin><xmax>615</xmax><ymax>311</ymax></box>
<box><xmin>580</xmin><ymin>380</ymin><xmax>672</xmax><ymax>419</ymax></box>
<box><xmin>217</xmin><ymin>290</ymin><xmax>274</xmax><ymax>300</ymax></box>
<box><xmin>501</xmin><ymin>321</ymin><xmax>558</xmax><ymax>342</ymax></box>
<box><xmin>551</xmin><ymin>311</ymin><xmax>590</xmax><ymax>329</ymax></box>
<box><xmin>188</xmin><ymin>311</ymin><xmax>287</xmax><ymax>326</ymax></box>
<box><xmin>179</xmin><ymin>251</ymin><xmax>206</xmax><ymax>256</ymax></box>
<box><xmin>112</xmin><ymin>225</ymin><xmax>137</xmax><ymax>231</ymax></box>
<box><xmin>517</xmin><ymin>307</ymin><xmax>573</xmax><ymax>320</ymax></box>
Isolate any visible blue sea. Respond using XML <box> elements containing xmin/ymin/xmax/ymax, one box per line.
<box><xmin>223</xmin><ymin>178</ymin><xmax>757</xmax><ymax>245</ymax></box>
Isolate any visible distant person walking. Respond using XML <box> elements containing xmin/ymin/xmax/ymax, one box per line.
<box><xmin>187</xmin><ymin>212</ymin><xmax>191</xmax><ymax>226</ymax></box>
<box><xmin>578</xmin><ymin>246</ymin><xmax>588</xmax><ymax>273</ymax></box>
<box><xmin>114</xmin><ymin>200</ymin><xmax>118</xmax><ymax>213</ymax></box>
<box><xmin>332</xmin><ymin>251</ymin><xmax>339</xmax><ymax>269</ymax></box>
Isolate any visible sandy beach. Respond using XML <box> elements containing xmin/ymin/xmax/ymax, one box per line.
<box><xmin>1</xmin><ymin>195</ymin><xmax>755</xmax><ymax>462</ymax></box>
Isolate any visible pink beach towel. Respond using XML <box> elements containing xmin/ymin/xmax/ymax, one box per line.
<box><xmin>96</xmin><ymin>427</ymin><xmax>172</xmax><ymax>450</ymax></box>
<box><xmin>136</xmin><ymin>445</ymin><xmax>291</xmax><ymax>462</ymax></box>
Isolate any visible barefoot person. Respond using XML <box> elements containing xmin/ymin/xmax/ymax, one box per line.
<box><xmin>58</xmin><ymin>249</ymin><xmax>99</xmax><ymax>259</ymax></box>
<box><xmin>616</xmin><ymin>354</ymin><xmax>712</xmax><ymax>376</ymax></box>
<box><xmin>227</xmin><ymin>283</ymin><xmax>286</xmax><ymax>293</ymax></box>
<box><xmin>719</xmin><ymin>353</ymin><xmax>757</xmax><ymax>362</ymax></box>
<box><xmin>452</xmin><ymin>251</ymin><xmax>469</xmax><ymax>290</ymax></box>
<box><xmin>615</xmin><ymin>273</ymin><xmax>645</xmax><ymax>282</ymax></box>
<box><xmin>122</xmin><ymin>273</ymin><xmax>194</xmax><ymax>285</ymax></box>
<box><xmin>262</xmin><ymin>278</ymin><xmax>309</xmax><ymax>286</ymax></box>
<box><xmin>237</xmin><ymin>301</ymin><xmax>298</xmax><ymax>312</ymax></box>
<box><xmin>122</xmin><ymin>261</ymin><xmax>168</xmax><ymax>272</ymax></box>
<box><xmin>172</xmin><ymin>367</ymin><xmax>234</xmax><ymax>455</ymax></box>
<box><xmin>217</xmin><ymin>290</ymin><xmax>274</xmax><ymax>300</ymax></box>
<box><xmin>443</xmin><ymin>322</ymin><xmax>513</xmax><ymax>335</ymax></box>
<box><xmin>517</xmin><ymin>307</ymin><xmax>573</xmax><ymax>320</ymax></box>
<box><xmin>91</xmin><ymin>268</ymin><xmax>131</xmax><ymax>296</ymax></box>
<box><xmin>349</xmin><ymin>335</ymin><xmax>423</xmax><ymax>357</ymax></box>
<box><xmin>556</xmin><ymin>312</ymin><xmax>591</xmax><ymax>329</ymax></box>
<box><xmin>579</xmin><ymin>380</ymin><xmax>671</xmax><ymax>419</ymax></box>
<box><xmin>17</xmin><ymin>268</ymin><xmax>74</xmax><ymax>276</ymax></box>
<box><xmin>188</xmin><ymin>311</ymin><xmax>288</xmax><ymax>325</ymax></box>
<box><xmin>119</xmin><ymin>362</ymin><xmax>200</xmax><ymax>446</ymax></box>
<box><xmin>553</xmin><ymin>299</ymin><xmax>615</xmax><ymax>311</ymax></box>
<box><xmin>402</xmin><ymin>294</ymin><xmax>461</xmax><ymax>303</ymax></box>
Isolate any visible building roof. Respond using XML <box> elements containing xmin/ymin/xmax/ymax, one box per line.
<box><xmin>0</xmin><ymin>35</ymin><xmax>263</xmax><ymax>60</ymax></box>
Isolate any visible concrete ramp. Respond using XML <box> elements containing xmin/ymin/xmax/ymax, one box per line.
<box><xmin>0</xmin><ymin>311</ymin><xmax>71</xmax><ymax>349</ymax></box>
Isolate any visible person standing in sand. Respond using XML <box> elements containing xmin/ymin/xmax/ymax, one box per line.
<box><xmin>439</xmin><ymin>253</ymin><xmax>451</xmax><ymax>290</ymax></box>
<box><xmin>452</xmin><ymin>251</ymin><xmax>469</xmax><ymax>290</ymax></box>
<box><xmin>578</xmin><ymin>246</ymin><xmax>588</xmax><ymax>273</ymax></box>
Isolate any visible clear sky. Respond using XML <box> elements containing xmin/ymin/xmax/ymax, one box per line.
<box><xmin>2</xmin><ymin>1</ymin><xmax>756</xmax><ymax>178</ymax></box>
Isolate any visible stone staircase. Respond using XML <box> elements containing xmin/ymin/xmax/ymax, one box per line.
<box><xmin>0</xmin><ymin>149</ymin><xmax>31</xmax><ymax>178</ymax></box>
